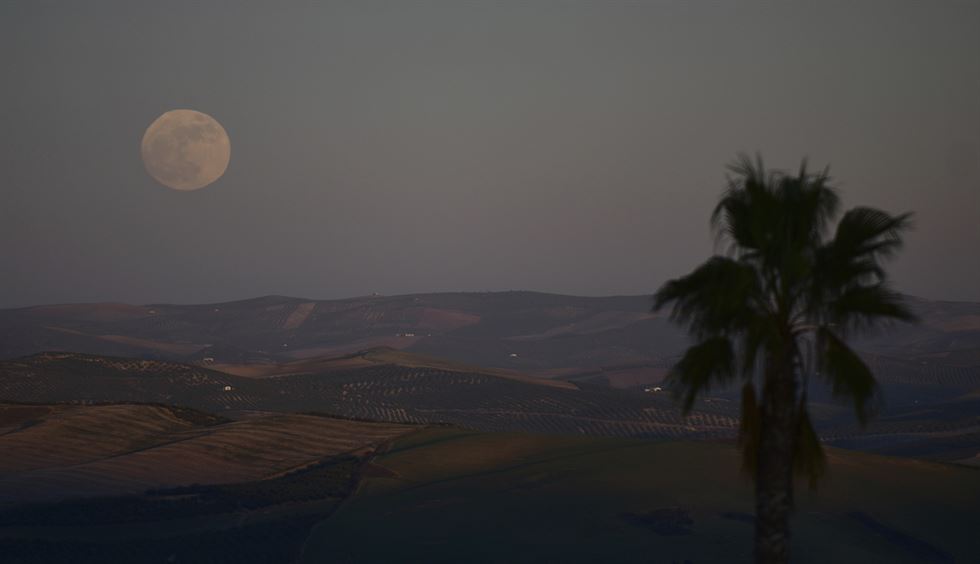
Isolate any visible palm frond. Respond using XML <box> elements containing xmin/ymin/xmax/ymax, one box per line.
<box><xmin>793</xmin><ymin>407</ymin><xmax>826</xmax><ymax>490</ymax></box>
<box><xmin>810</xmin><ymin>208</ymin><xmax>913</xmax><ymax>324</ymax></box>
<box><xmin>667</xmin><ymin>337</ymin><xmax>736</xmax><ymax>414</ymax></box>
<box><xmin>653</xmin><ymin>256</ymin><xmax>764</xmax><ymax>339</ymax></box>
<box><xmin>739</xmin><ymin>322</ymin><xmax>772</xmax><ymax>379</ymax></box>
<box><xmin>775</xmin><ymin>164</ymin><xmax>839</xmax><ymax>245</ymax></box>
<box><xmin>817</xmin><ymin>328</ymin><xmax>880</xmax><ymax>425</ymax></box>
<box><xmin>829</xmin><ymin>283</ymin><xmax>918</xmax><ymax>335</ymax></box>
<box><xmin>831</xmin><ymin>207</ymin><xmax>913</xmax><ymax>265</ymax></box>
<box><xmin>713</xmin><ymin>153</ymin><xmax>782</xmax><ymax>257</ymax></box>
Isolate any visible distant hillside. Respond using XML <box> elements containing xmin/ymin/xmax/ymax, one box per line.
<box><xmin>211</xmin><ymin>346</ymin><xmax>577</xmax><ymax>390</ymax></box>
<box><xmin>0</xmin><ymin>292</ymin><xmax>688</xmax><ymax>386</ymax></box>
<box><xmin>1</xmin><ymin>291</ymin><xmax>977</xmax><ymax>389</ymax></box>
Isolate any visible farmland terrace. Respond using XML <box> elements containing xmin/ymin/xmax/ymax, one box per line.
<box><xmin>2</xmin><ymin>351</ymin><xmax>979</xmax><ymax>466</ymax></box>
<box><xmin>0</xmin><ymin>353</ymin><xmax>739</xmax><ymax>441</ymax></box>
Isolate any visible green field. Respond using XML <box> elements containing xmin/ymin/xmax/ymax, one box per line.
<box><xmin>303</xmin><ymin>429</ymin><xmax>980</xmax><ymax>564</ymax></box>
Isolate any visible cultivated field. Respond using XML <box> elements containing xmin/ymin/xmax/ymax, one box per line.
<box><xmin>3</xmin><ymin>351</ymin><xmax>979</xmax><ymax>464</ymax></box>
<box><xmin>0</xmin><ymin>403</ymin><xmax>414</xmax><ymax>503</ymax></box>
<box><xmin>0</xmin><ymin>353</ymin><xmax>741</xmax><ymax>442</ymax></box>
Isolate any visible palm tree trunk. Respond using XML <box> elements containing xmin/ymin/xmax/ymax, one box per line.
<box><xmin>754</xmin><ymin>364</ymin><xmax>797</xmax><ymax>564</ymax></box>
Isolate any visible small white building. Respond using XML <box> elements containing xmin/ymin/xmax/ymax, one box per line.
<box><xmin>223</xmin><ymin>385</ymin><xmax>233</xmax><ymax>392</ymax></box>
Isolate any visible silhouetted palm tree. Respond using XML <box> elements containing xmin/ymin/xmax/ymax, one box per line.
<box><xmin>653</xmin><ymin>154</ymin><xmax>915</xmax><ymax>564</ymax></box>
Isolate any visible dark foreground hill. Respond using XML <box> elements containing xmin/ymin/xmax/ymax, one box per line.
<box><xmin>303</xmin><ymin>428</ymin><xmax>980</xmax><ymax>564</ymax></box>
<box><xmin>1</xmin><ymin>406</ymin><xmax>977</xmax><ymax>564</ymax></box>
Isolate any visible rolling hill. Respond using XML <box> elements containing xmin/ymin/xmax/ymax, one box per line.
<box><xmin>1</xmin><ymin>292</ymin><xmax>977</xmax><ymax>393</ymax></box>
<box><xmin>0</xmin><ymin>352</ymin><xmax>739</xmax><ymax>441</ymax></box>
<box><xmin>1</xmin><ymin>291</ymin><xmax>978</xmax><ymax>470</ymax></box>
<box><xmin>3</xmin><ymin>350</ymin><xmax>978</xmax><ymax>466</ymax></box>
<box><xmin>0</xmin><ymin>293</ymin><xmax>682</xmax><ymax>385</ymax></box>
<box><xmin>0</xmin><ymin>402</ymin><xmax>414</xmax><ymax>504</ymax></box>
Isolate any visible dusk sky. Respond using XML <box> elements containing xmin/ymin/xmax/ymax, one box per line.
<box><xmin>2</xmin><ymin>1</ymin><xmax>978</xmax><ymax>308</ymax></box>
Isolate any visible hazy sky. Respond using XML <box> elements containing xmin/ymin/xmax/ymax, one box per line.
<box><xmin>2</xmin><ymin>1</ymin><xmax>978</xmax><ymax>308</ymax></box>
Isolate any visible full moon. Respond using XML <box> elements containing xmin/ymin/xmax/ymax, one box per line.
<box><xmin>141</xmin><ymin>109</ymin><xmax>230</xmax><ymax>191</ymax></box>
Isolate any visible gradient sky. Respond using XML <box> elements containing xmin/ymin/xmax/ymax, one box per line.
<box><xmin>2</xmin><ymin>1</ymin><xmax>978</xmax><ymax>308</ymax></box>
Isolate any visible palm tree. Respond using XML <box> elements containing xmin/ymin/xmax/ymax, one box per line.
<box><xmin>652</xmin><ymin>154</ymin><xmax>915</xmax><ymax>564</ymax></box>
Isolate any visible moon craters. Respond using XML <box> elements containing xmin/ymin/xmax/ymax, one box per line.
<box><xmin>141</xmin><ymin>109</ymin><xmax>230</xmax><ymax>191</ymax></box>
